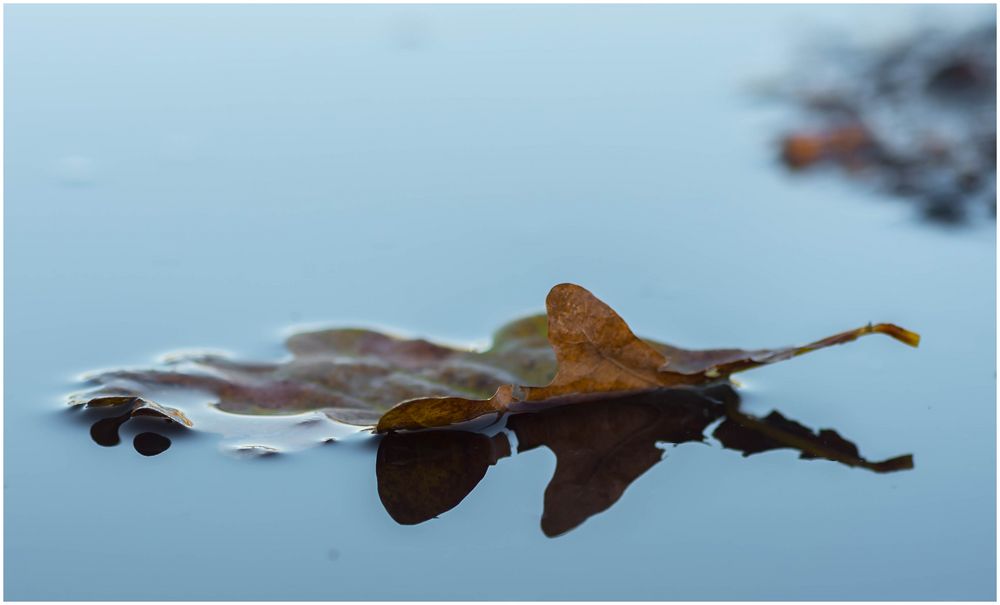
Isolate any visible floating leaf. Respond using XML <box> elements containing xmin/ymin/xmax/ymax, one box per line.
<box><xmin>377</xmin><ymin>386</ymin><xmax>912</xmax><ymax>537</ymax></box>
<box><xmin>375</xmin><ymin>284</ymin><xmax>918</xmax><ymax>432</ymax></box>
<box><xmin>70</xmin><ymin>313</ymin><xmax>559</xmax><ymax>437</ymax></box>
<box><xmin>70</xmin><ymin>283</ymin><xmax>917</xmax><ymax>450</ymax></box>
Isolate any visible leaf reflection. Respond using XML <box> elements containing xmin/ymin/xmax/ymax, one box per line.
<box><xmin>76</xmin><ymin>397</ymin><xmax>184</xmax><ymax>457</ymax></box>
<box><xmin>376</xmin><ymin>385</ymin><xmax>912</xmax><ymax>537</ymax></box>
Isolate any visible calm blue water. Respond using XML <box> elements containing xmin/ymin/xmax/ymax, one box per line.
<box><xmin>5</xmin><ymin>4</ymin><xmax>996</xmax><ymax>600</ymax></box>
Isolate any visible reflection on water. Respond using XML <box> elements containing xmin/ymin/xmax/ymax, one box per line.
<box><xmin>377</xmin><ymin>385</ymin><xmax>913</xmax><ymax>537</ymax></box>
<box><xmin>133</xmin><ymin>432</ymin><xmax>172</xmax><ymax>456</ymax></box>
<box><xmin>72</xmin><ymin>398</ymin><xmax>189</xmax><ymax>456</ymax></box>
<box><xmin>73</xmin><ymin>379</ymin><xmax>914</xmax><ymax>534</ymax></box>
<box><xmin>77</xmin><ymin>396</ymin><xmax>187</xmax><ymax>456</ymax></box>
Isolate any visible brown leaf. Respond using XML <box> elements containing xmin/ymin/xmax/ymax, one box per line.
<box><xmin>70</xmin><ymin>283</ymin><xmax>917</xmax><ymax>450</ymax></box>
<box><xmin>375</xmin><ymin>283</ymin><xmax>918</xmax><ymax>432</ymax></box>
<box><xmin>70</xmin><ymin>313</ymin><xmax>559</xmax><ymax>436</ymax></box>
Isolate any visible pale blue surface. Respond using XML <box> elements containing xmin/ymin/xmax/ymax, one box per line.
<box><xmin>5</xmin><ymin>4</ymin><xmax>996</xmax><ymax>600</ymax></box>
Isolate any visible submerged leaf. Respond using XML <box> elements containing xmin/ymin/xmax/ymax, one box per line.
<box><xmin>375</xmin><ymin>284</ymin><xmax>918</xmax><ymax>432</ymax></box>
<box><xmin>70</xmin><ymin>313</ymin><xmax>558</xmax><ymax>433</ymax></box>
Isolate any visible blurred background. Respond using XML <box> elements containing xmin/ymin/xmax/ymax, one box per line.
<box><xmin>5</xmin><ymin>4</ymin><xmax>996</xmax><ymax>600</ymax></box>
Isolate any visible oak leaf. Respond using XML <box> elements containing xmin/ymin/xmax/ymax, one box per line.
<box><xmin>375</xmin><ymin>283</ymin><xmax>918</xmax><ymax>432</ymax></box>
<box><xmin>70</xmin><ymin>314</ymin><xmax>558</xmax><ymax>432</ymax></box>
<box><xmin>70</xmin><ymin>283</ymin><xmax>918</xmax><ymax>449</ymax></box>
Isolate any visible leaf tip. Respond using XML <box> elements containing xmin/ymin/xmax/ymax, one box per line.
<box><xmin>545</xmin><ymin>282</ymin><xmax>587</xmax><ymax>306</ymax></box>
<box><xmin>872</xmin><ymin>323</ymin><xmax>921</xmax><ymax>348</ymax></box>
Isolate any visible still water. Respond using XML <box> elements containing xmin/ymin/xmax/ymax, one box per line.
<box><xmin>5</xmin><ymin>4</ymin><xmax>996</xmax><ymax>600</ymax></box>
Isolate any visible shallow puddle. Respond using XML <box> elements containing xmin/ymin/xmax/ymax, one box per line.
<box><xmin>6</xmin><ymin>4</ymin><xmax>995</xmax><ymax>600</ymax></box>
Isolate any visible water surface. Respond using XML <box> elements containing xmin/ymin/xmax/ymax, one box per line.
<box><xmin>5</xmin><ymin>4</ymin><xmax>996</xmax><ymax>600</ymax></box>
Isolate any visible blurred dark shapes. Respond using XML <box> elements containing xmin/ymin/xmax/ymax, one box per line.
<box><xmin>777</xmin><ymin>23</ymin><xmax>996</xmax><ymax>224</ymax></box>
